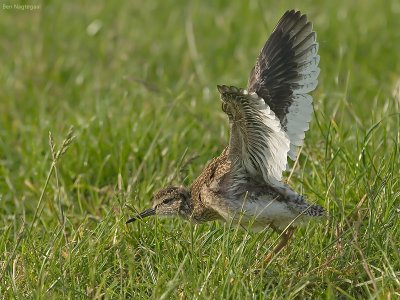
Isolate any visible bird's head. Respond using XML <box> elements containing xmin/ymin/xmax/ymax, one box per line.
<box><xmin>126</xmin><ymin>186</ymin><xmax>191</xmax><ymax>224</ymax></box>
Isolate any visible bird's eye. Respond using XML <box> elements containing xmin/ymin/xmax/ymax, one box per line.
<box><xmin>163</xmin><ymin>198</ymin><xmax>173</xmax><ymax>204</ymax></box>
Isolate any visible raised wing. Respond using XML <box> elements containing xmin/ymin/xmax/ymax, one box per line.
<box><xmin>248</xmin><ymin>10</ymin><xmax>320</xmax><ymax>160</ymax></box>
<box><xmin>218</xmin><ymin>85</ymin><xmax>290</xmax><ymax>184</ymax></box>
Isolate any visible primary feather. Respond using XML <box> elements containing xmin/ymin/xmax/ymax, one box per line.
<box><xmin>247</xmin><ymin>10</ymin><xmax>320</xmax><ymax>161</ymax></box>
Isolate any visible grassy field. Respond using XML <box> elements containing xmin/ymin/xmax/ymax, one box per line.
<box><xmin>1</xmin><ymin>0</ymin><xmax>400</xmax><ymax>298</ymax></box>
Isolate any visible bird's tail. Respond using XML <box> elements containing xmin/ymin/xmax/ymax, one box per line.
<box><xmin>290</xmin><ymin>201</ymin><xmax>325</xmax><ymax>218</ymax></box>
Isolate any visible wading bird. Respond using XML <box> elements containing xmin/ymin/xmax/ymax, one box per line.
<box><xmin>127</xmin><ymin>10</ymin><xmax>324</xmax><ymax>261</ymax></box>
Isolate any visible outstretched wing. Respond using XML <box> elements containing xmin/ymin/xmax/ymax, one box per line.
<box><xmin>248</xmin><ymin>10</ymin><xmax>320</xmax><ymax>160</ymax></box>
<box><xmin>218</xmin><ymin>85</ymin><xmax>290</xmax><ymax>184</ymax></box>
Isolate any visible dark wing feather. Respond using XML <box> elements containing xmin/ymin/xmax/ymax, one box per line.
<box><xmin>248</xmin><ymin>10</ymin><xmax>320</xmax><ymax>160</ymax></box>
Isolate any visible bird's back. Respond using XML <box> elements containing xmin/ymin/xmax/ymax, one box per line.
<box><xmin>189</xmin><ymin>147</ymin><xmax>231</xmax><ymax>223</ymax></box>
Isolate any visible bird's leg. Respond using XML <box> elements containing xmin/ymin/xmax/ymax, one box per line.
<box><xmin>264</xmin><ymin>227</ymin><xmax>295</xmax><ymax>263</ymax></box>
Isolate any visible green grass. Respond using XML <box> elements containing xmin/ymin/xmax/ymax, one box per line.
<box><xmin>1</xmin><ymin>0</ymin><xmax>400</xmax><ymax>298</ymax></box>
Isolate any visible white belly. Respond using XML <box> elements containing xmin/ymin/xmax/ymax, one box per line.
<box><xmin>213</xmin><ymin>195</ymin><xmax>305</xmax><ymax>231</ymax></box>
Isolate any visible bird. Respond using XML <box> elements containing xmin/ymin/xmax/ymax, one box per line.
<box><xmin>127</xmin><ymin>10</ymin><xmax>324</xmax><ymax>261</ymax></box>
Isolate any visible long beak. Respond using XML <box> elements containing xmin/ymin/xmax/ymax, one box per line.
<box><xmin>126</xmin><ymin>208</ymin><xmax>155</xmax><ymax>224</ymax></box>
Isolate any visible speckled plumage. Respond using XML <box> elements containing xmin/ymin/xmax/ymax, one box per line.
<box><xmin>188</xmin><ymin>145</ymin><xmax>324</xmax><ymax>231</ymax></box>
